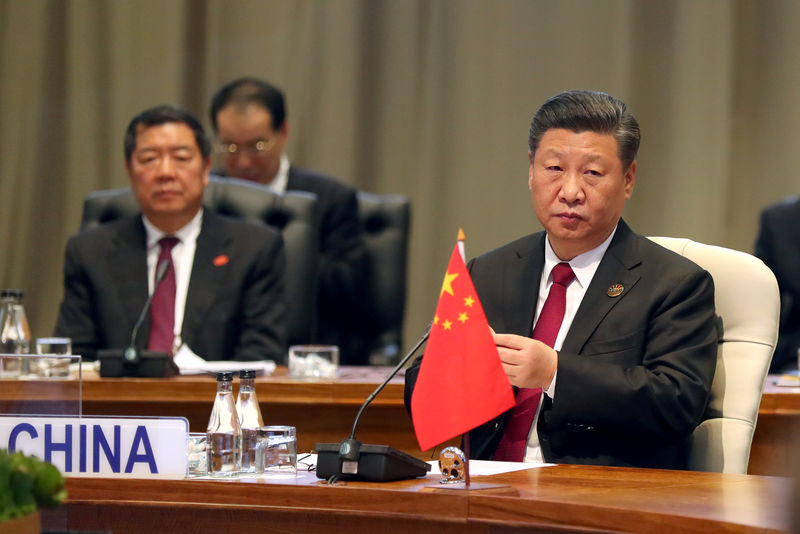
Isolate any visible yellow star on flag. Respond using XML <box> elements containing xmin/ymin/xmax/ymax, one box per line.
<box><xmin>443</xmin><ymin>319</ymin><xmax>453</xmax><ymax>330</ymax></box>
<box><xmin>433</xmin><ymin>315</ymin><xmax>439</xmax><ymax>325</ymax></box>
<box><xmin>458</xmin><ymin>312</ymin><xmax>469</xmax><ymax>323</ymax></box>
<box><xmin>440</xmin><ymin>271</ymin><xmax>459</xmax><ymax>296</ymax></box>
<box><xmin>464</xmin><ymin>295</ymin><xmax>474</xmax><ymax>307</ymax></box>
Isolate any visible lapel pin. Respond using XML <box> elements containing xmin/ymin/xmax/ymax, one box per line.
<box><xmin>607</xmin><ymin>283</ymin><xmax>624</xmax><ymax>297</ymax></box>
<box><xmin>213</xmin><ymin>254</ymin><xmax>229</xmax><ymax>267</ymax></box>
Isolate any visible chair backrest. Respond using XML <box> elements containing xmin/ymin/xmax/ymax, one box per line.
<box><xmin>649</xmin><ymin>236</ymin><xmax>779</xmax><ymax>474</ymax></box>
<box><xmin>80</xmin><ymin>175</ymin><xmax>319</xmax><ymax>347</ymax></box>
<box><xmin>357</xmin><ymin>192</ymin><xmax>411</xmax><ymax>365</ymax></box>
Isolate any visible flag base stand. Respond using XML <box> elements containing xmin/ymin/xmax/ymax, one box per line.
<box><xmin>420</xmin><ymin>436</ymin><xmax>516</xmax><ymax>495</ymax></box>
<box><xmin>420</xmin><ymin>482</ymin><xmax>518</xmax><ymax>495</ymax></box>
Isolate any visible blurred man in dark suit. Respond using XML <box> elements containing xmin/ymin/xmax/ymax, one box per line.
<box><xmin>56</xmin><ymin>105</ymin><xmax>287</xmax><ymax>362</ymax></box>
<box><xmin>210</xmin><ymin>78</ymin><xmax>369</xmax><ymax>364</ymax></box>
<box><xmin>755</xmin><ymin>197</ymin><xmax>800</xmax><ymax>372</ymax></box>
<box><xmin>406</xmin><ymin>90</ymin><xmax>718</xmax><ymax>469</ymax></box>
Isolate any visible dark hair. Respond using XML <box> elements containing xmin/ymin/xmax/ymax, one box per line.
<box><xmin>124</xmin><ymin>105</ymin><xmax>211</xmax><ymax>162</ymax></box>
<box><xmin>209</xmin><ymin>77</ymin><xmax>287</xmax><ymax>131</ymax></box>
<box><xmin>528</xmin><ymin>90</ymin><xmax>640</xmax><ymax>170</ymax></box>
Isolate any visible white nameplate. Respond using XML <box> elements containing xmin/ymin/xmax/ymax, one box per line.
<box><xmin>0</xmin><ymin>415</ymin><xmax>188</xmax><ymax>479</ymax></box>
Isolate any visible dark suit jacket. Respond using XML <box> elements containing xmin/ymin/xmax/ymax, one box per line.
<box><xmin>406</xmin><ymin>220</ymin><xmax>718</xmax><ymax>469</ymax></box>
<box><xmin>55</xmin><ymin>211</ymin><xmax>288</xmax><ymax>363</ymax></box>
<box><xmin>286</xmin><ymin>167</ymin><xmax>369</xmax><ymax>364</ymax></box>
<box><xmin>755</xmin><ymin>197</ymin><xmax>800</xmax><ymax>372</ymax></box>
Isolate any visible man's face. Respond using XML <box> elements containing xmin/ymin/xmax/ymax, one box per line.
<box><xmin>215</xmin><ymin>104</ymin><xmax>287</xmax><ymax>185</ymax></box>
<box><xmin>127</xmin><ymin>122</ymin><xmax>210</xmax><ymax>232</ymax></box>
<box><xmin>529</xmin><ymin>128</ymin><xmax>636</xmax><ymax>260</ymax></box>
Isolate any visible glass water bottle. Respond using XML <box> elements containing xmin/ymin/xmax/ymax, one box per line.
<box><xmin>237</xmin><ymin>369</ymin><xmax>264</xmax><ymax>473</ymax></box>
<box><xmin>0</xmin><ymin>289</ymin><xmax>31</xmax><ymax>378</ymax></box>
<box><xmin>206</xmin><ymin>372</ymin><xmax>242</xmax><ymax>476</ymax></box>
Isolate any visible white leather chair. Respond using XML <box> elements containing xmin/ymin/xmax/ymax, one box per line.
<box><xmin>649</xmin><ymin>237</ymin><xmax>779</xmax><ymax>474</ymax></box>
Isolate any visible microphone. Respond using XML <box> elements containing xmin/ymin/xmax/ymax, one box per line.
<box><xmin>124</xmin><ymin>259</ymin><xmax>170</xmax><ymax>361</ymax></box>
<box><xmin>315</xmin><ymin>323</ymin><xmax>433</xmax><ymax>483</ymax></box>
<box><xmin>98</xmin><ymin>258</ymin><xmax>179</xmax><ymax>378</ymax></box>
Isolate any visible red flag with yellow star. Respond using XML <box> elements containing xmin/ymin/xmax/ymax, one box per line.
<box><xmin>410</xmin><ymin>240</ymin><xmax>515</xmax><ymax>451</ymax></box>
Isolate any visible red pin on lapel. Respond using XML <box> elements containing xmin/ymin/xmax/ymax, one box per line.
<box><xmin>213</xmin><ymin>254</ymin><xmax>229</xmax><ymax>267</ymax></box>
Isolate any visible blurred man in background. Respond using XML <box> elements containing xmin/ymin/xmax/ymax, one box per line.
<box><xmin>210</xmin><ymin>78</ymin><xmax>369</xmax><ymax>364</ymax></box>
<box><xmin>755</xmin><ymin>197</ymin><xmax>800</xmax><ymax>372</ymax></box>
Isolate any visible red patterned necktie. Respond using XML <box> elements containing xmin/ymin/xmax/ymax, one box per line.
<box><xmin>493</xmin><ymin>262</ymin><xmax>575</xmax><ymax>461</ymax></box>
<box><xmin>147</xmin><ymin>236</ymin><xmax>179</xmax><ymax>354</ymax></box>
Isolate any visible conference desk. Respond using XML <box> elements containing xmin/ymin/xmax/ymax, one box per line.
<box><xmin>750</xmin><ymin>374</ymin><xmax>800</xmax><ymax>476</ymax></box>
<box><xmin>1</xmin><ymin>366</ymin><xmax>440</xmax><ymax>460</ymax></box>
<box><xmin>40</xmin><ymin>465</ymin><xmax>791</xmax><ymax>533</ymax></box>
<box><xmin>2</xmin><ymin>369</ymin><xmax>799</xmax><ymax>475</ymax></box>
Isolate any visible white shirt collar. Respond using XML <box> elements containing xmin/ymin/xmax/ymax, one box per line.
<box><xmin>142</xmin><ymin>208</ymin><xmax>204</xmax><ymax>250</ymax></box>
<box><xmin>542</xmin><ymin>225</ymin><xmax>618</xmax><ymax>288</ymax></box>
<box><xmin>264</xmin><ymin>153</ymin><xmax>290</xmax><ymax>194</ymax></box>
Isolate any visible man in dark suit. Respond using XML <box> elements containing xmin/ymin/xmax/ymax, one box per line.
<box><xmin>209</xmin><ymin>78</ymin><xmax>369</xmax><ymax>364</ymax></box>
<box><xmin>55</xmin><ymin>105</ymin><xmax>287</xmax><ymax>362</ymax></box>
<box><xmin>755</xmin><ymin>197</ymin><xmax>800</xmax><ymax>372</ymax></box>
<box><xmin>405</xmin><ymin>90</ymin><xmax>718</xmax><ymax>469</ymax></box>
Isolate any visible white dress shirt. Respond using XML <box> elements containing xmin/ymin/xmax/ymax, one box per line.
<box><xmin>142</xmin><ymin>209</ymin><xmax>203</xmax><ymax>352</ymax></box>
<box><xmin>523</xmin><ymin>226</ymin><xmax>617</xmax><ymax>463</ymax></box>
<box><xmin>264</xmin><ymin>153</ymin><xmax>290</xmax><ymax>194</ymax></box>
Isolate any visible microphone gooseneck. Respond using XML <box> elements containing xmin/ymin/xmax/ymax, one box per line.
<box><xmin>315</xmin><ymin>321</ymin><xmax>435</xmax><ymax>483</ymax></box>
<box><xmin>125</xmin><ymin>259</ymin><xmax>170</xmax><ymax>361</ymax></box>
<box><xmin>348</xmin><ymin>322</ymin><xmax>432</xmax><ymax>440</ymax></box>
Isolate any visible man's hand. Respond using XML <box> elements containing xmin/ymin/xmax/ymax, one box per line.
<box><xmin>493</xmin><ymin>332</ymin><xmax>558</xmax><ymax>389</ymax></box>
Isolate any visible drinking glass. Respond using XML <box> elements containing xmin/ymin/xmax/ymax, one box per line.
<box><xmin>254</xmin><ymin>425</ymin><xmax>297</xmax><ymax>476</ymax></box>
<box><xmin>186</xmin><ymin>432</ymin><xmax>209</xmax><ymax>477</ymax></box>
<box><xmin>288</xmin><ymin>345</ymin><xmax>339</xmax><ymax>379</ymax></box>
<box><xmin>35</xmin><ymin>337</ymin><xmax>72</xmax><ymax>379</ymax></box>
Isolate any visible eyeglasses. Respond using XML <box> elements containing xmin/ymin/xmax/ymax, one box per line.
<box><xmin>216</xmin><ymin>139</ymin><xmax>275</xmax><ymax>157</ymax></box>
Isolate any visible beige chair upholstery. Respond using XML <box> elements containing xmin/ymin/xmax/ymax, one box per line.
<box><xmin>649</xmin><ymin>236</ymin><xmax>779</xmax><ymax>474</ymax></box>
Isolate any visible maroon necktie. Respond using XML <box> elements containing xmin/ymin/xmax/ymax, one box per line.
<box><xmin>147</xmin><ymin>236</ymin><xmax>179</xmax><ymax>354</ymax></box>
<box><xmin>494</xmin><ymin>262</ymin><xmax>575</xmax><ymax>461</ymax></box>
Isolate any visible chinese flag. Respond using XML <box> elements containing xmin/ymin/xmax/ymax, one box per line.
<box><xmin>411</xmin><ymin>242</ymin><xmax>515</xmax><ymax>451</ymax></box>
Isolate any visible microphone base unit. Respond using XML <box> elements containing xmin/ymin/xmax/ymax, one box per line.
<box><xmin>315</xmin><ymin>441</ymin><xmax>431</xmax><ymax>482</ymax></box>
<box><xmin>98</xmin><ymin>349</ymin><xmax>179</xmax><ymax>378</ymax></box>
<box><xmin>315</xmin><ymin>323</ymin><xmax>434</xmax><ymax>483</ymax></box>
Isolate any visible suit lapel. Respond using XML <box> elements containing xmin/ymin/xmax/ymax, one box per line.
<box><xmin>182</xmin><ymin>212</ymin><xmax>231</xmax><ymax>343</ymax></box>
<box><xmin>503</xmin><ymin>233</ymin><xmax>546</xmax><ymax>337</ymax></box>
<box><xmin>561</xmin><ymin>220</ymin><xmax>642</xmax><ymax>354</ymax></box>
<box><xmin>107</xmin><ymin>217</ymin><xmax>149</xmax><ymax>337</ymax></box>
<box><xmin>286</xmin><ymin>167</ymin><xmax>298</xmax><ymax>190</ymax></box>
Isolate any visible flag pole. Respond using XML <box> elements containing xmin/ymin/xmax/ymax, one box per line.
<box><xmin>463</xmin><ymin>432</ymin><xmax>471</xmax><ymax>487</ymax></box>
<box><xmin>457</xmin><ymin>228</ymin><xmax>471</xmax><ymax>487</ymax></box>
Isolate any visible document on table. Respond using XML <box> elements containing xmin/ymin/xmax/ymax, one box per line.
<box><xmin>774</xmin><ymin>370</ymin><xmax>800</xmax><ymax>387</ymax></box>
<box><xmin>427</xmin><ymin>459</ymin><xmax>553</xmax><ymax>476</ymax></box>
<box><xmin>173</xmin><ymin>344</ymin><xmax>276</xmax><ymax>376</ymax></box>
